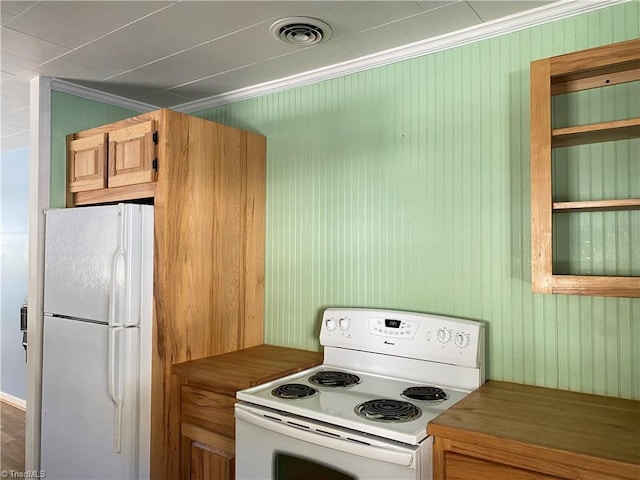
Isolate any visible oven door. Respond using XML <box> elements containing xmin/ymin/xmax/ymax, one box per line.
<box><xmin>235</xmin><ymin>403</ymin><xmax>431</xmax><ymax>480</ymax></box>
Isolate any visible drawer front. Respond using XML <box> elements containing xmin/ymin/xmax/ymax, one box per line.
<box><xmin>446</xmin><ymin>452</ymin><xmax>565</xmax><ymax>480</ymax></box>
<box><xmin>181</xmin><ymin>386</ymin><xmax>237</xmax><ymax>438</ymax></box>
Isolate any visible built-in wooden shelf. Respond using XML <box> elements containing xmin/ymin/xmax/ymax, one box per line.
<box><xmin>71</xmin><ymin>182</ymin><xmax>156</xmax><ymax>206</ymax></box>
<box><xmin>530</xmin><ymin>38</ymin><xmax>640</xmax><ymax>298</ymax></box>
<box><xmin>551</xmin><ymin>118</ymin><xmax>640</xmax><ymax>147</ymax></box>
<box><xmin>551</xmin><ymin>64</ymin><xmax>640</xmax><ymax>95</ymax></box>
<box><xmin>552</xmin><ymin>199</ymin><xmax>640</xmax><ymax>213</ymax></box>
<box><xmin>551</xmin><ymin>275</ymin><xmax>640</xmax><ymax>298</ymax></box>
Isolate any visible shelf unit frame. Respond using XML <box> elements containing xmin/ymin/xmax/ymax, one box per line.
<box><xmin>530</xmin><ymin>38</ymin><xmax>640</xmax><ymax>298</ymax></box>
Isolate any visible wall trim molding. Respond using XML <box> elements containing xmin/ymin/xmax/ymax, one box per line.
<box><xmin>172</xmin><ymin>0</ymin><xmax>627</xmax><ymax>112</ymax></box>
<box><xmin>27</xmin><ymin>76</ymin><xmax>51</xmax><ymax>470</ymax></box>
<box><xmin>1</xmin><ymin>391</ymin><xmax>27</xmax><ymax>410</ymax></box>
<box><xmin>51</xmin><ymin>79</ymin><xmax>157</xmax><ymax>113</ymax></box>
<box><xmin>49</xmin><ymin>0</ymin><xmax>627</xmax><ymax>114</ymax></box>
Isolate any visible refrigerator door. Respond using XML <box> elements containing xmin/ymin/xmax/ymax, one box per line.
<box><xmin>41</xmin><ymin>315</ymin><xmax>140</xmax><ymax>480</ymax></box>
<box><xmin>44</xmin><ymin>204</ymin><xmax>146</xmax><ymax>326</ymax></box>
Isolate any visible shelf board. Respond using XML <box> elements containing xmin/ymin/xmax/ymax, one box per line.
<box><xmin>552</xmin><ymin>199</ymin><xmax>640</xmax><ymax>212</ymax></box>
<box><xmin>551</xmin><ymin>275</ymin><xmax>640</xmax><ymax>298</ymax></box>
<box><xmin>551</xmin><ymin>118</ymin><xmax>640</xmax><ymax>148</ymax></box>
<box><xmin>70</xmin><ymin>182</ymin><xmax>156</xmax><ymax>206</ymax></box>
<box><xmin>551</xmin><ymin>64</ymin><xmax>640</xmax><ymax>95</ymax></box>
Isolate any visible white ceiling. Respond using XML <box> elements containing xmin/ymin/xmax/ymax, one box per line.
<box><xmin>1</xmin><ymin>0</ymin><xmax>573</xmax><ymax>153</ymax></box>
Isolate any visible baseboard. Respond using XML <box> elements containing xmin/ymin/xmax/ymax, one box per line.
<box><xmin>0</xmin><ymin>391</ymin><xmax>26</xmax><ymax>410</ymax></box>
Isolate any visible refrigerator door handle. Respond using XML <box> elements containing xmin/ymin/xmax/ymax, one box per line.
<box><xmin>109</xmin><ymin>251</ymin><xmax>125</xmax><ymax>328</ymax></box>
<box><xmin>108</xmin><ymin>326</ymin><xmax>123</xmax><ymax>453</ymax></box>
<box><xmin>109</xmin><ymin>207</ymin><xmax>128</xmax><ymax>328</ymax></box>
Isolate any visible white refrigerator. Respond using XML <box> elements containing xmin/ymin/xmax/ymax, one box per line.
<box><xmin>41</xmin><ymin>204</ymin><xmax>153</xmax><ymax>480</ymax></box>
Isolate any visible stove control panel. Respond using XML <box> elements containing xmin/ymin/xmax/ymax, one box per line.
<box><xmin>320</xmin><ymin>308</ymin><xmax>485</xmax><ymax>370</ymax></box>
<box><xmin>368</xmin><ymin>317</ymin><xmax>418</xmax><ymax>339</ymax></box>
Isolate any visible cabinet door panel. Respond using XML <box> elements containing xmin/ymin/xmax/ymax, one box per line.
<box><xmin>446</xmin><ymin>452</ymin><xmax>566</xmax><ymax>480</ymax></box>
<box><xmin>68</xmin><ymin>133</ymin><xmax>107</xmax><ymax>192</ymax></box>
<box><xmin>190</xmin><ymin>442</ymin><xmax>234</xmax><ymax>480</ymax></box>
<box><xmin>108</xmin><ymin>120</ymin><xmax>156</xmax><ymax>187</ymax></box>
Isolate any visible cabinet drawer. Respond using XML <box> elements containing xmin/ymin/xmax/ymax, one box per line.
<box><xmin>446</xmin><ymin>452</ymin><xmax>565</xmax><ymax>480</ymax></box>
<box><xmin>181</xmin><ymin>386</ymin><xmax>237</xmax><ymax>438</ymax></box>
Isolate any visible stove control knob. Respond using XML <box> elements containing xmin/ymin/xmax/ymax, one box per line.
<box><xmin>325</xmin><ymin>318</ymin><xmax>338</xmax><ymax>331</ymax></box>
<box><xmin>436</xmin><ymin>327</ymin><xmax>451</xmax><ymax>343</ymax></box>
<box><xmin>339</xmin><ymin>318</ymin><xmax>351</xmax><ymax>330</ymax></box>
<box><xmin>455</xmin><ymin>332</ymin><xmax>470</xmax><ymax>348</ymax></box>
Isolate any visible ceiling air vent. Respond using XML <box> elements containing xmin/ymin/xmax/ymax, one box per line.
<box><xmin>270</xmin><ymin>17</ymin><xmax>333</xmax><ymax>46</ymax></box>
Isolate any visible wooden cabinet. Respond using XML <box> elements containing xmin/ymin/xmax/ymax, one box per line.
<box><xmin>107</xmin><ymin>120</ymin><xmax>156</xmax><ymax>188</ymax></box>
<box><xmin>67</xmin><ymin>133</ymin><xmax>107</xmax><ymax>192</ymax></box>
<box><xmin>428</xmin><ymin>381</ymin><xmax>640</xmax><ymax>480</ymax></box>
<box><xmin>181</xmin><ymin>423</ymin><xmax>235</xmax><ymax>480</ymax></box>
<box><xmin>172</xmin><ymin>345</ymin><xmax>324</xmax><ymax>480</ymax></box>
<box><xmin>67</xmin><ymin>118</ymin><xmax>157</xmax><ymax>203</ymax></box>
<box><xmin>66</xmin><ymin>109</ymin><xmax>268</xmax><ymax>480</ymax></box>
<box><xmin>530</xmin><ymin>38</ymin><xmax>640</xmax><ymax>297</ymax></box>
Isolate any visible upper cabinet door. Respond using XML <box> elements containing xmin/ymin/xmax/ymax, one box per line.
<box><xmin>108</xmin><ymin>120</ymin><xmax>157</xmax><ymax>188</ymax></box>
<box><xmin>68</xmin><ymin>133</ymin><xmax>108</xmax><ymax>192</ymax></box>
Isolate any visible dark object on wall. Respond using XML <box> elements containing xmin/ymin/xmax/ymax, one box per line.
<box><xmin>20</xmin><ymin>298</ymin><xmax>27</xmax><ymax>360</ymax></box>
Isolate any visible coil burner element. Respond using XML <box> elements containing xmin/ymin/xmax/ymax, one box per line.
<box><xmin>309</xmin><ymin>370</ymin><xmax>361</xmax><ymax>387</ymax></box>
<box><xmin>271</xmin><ymin>383</ymin><xmax>318</xmax><ymax>399</ymax></box>
<box><xmin>401</xmin><ymin>386</ymin><xmax>449</xmax><ymax>403</ymax></box>
<box><xmin>354</xmin><ymin>399</ymin><xmax>422</xmax><ymax>423</ymax></box>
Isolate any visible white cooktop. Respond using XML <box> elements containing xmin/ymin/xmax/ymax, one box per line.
<box><xmin>237</xmin><ymin>308</ymin><xmax>485</xmax><ymax>445</ymax></box>
<box><xmin>236</xmin><ymin>365</ymin><xmax>471</xmax><ymax>445</ymax></box>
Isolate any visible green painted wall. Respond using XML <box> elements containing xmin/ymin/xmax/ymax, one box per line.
<box><xmin>50</xmin><ymin>91</ymin><xmax>138</xmax><ymax>207</ymax></box>
<box><xmin>193</xmin><ymin>2</ymin><xmax>640</xmax><ymax>399</ymax></box>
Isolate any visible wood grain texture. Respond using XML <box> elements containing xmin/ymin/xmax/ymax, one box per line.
<box><xmin>551</xmin><ymin>118</ymin><xmax>640</xmax><ymax>147</ymax></box>
<box><xmin>189</xmin><ymin>441</ymin><xmax>234</xmax><ymax>480</ymax></box>
<box><xmin>173</xmin><ymin>345</ymin><xmax>322</xmax><ymax>480</ymax></box>
<box><xmin>428</xmin><ymin>381</ymin><xmax>640</xmax><ymax>480</ymax></box>
<box><xmin>445</xmin><ymin>451</ymin><xmax>564</xmax><ymax>480</ymax></box>
<box><xmin>108</xmin><ymin>119</ymin><xmax>156</xmax><ymax>187</ymax></box>
<box><xmin>172</xmin><ymin>344</ymin><xmax>324</xmax><ymax>396</ymax></box>
<box><xmin>71</xmin><ymin>181</ymin><xmax>155</xmax><ymax>206</ymax></box>
<box><xmin>530</xmin><ymin>38</ymin><xmax>640</xmax><ymax>297</ymax></box>
<box><xmin>530</xmin><ymin>58</ymin><xmax>553</xmax><ymax>294</ymax></box>
<box><xmin>552</xmin><ymin>199</ymin><xmax>640</xmax><ymax>212</ymax></box>
<box><xmin>551</xmin><ymin>67</ymin><xmax>640</xmax><ymax>95</ymax></box>
<box><xmin>243</xmin><ymin>132</ymin><xmax>266</xmax><ymax>348</ymax></box>
<box><xmin>551</xmin><ymin>275</ymin><xmax>640</xmax><ymax>297</ymax></box>
<box><xmin>148</xmin><ymin>110</ymin><xmax>266</xmax><ymax>480</ymax></box>
<box><xmin>549</xmin><ymin>38</ymin><xmax>640</xmax><ymax>77</ymax></box>
<box><xmin>1</xmin><ymin>401</ymin><xmax>25</xmax><ymax>473</ymax></box>
<box><xmin>181</xmin><ymin>425</ymin><xmax>235</xmax><ymax>480</ymax></box>
<box><xmin>67</xmin><ymin>132</ymin><xmax>107</xmax><ymax>192</ymax></box>
<box><xmin>181</xmin><ymin>386</ymin><xmax>237</xmax><ymax>439</ymax></box>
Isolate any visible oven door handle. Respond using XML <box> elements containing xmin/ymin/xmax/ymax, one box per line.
<box><xmin>235</xmin><ymin>407</ymin><xmax>416</xmax><ymax>467</ymax></box>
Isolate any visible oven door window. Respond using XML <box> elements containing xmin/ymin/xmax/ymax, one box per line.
<box><xmin>275</xmin><ymin>453</ymin><xmax>356</xmax><ymax>480</ymax></box>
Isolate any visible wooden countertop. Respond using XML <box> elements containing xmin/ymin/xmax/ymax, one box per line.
<box><xmin>171</xmin><ymin>344</ymin><xmax>324</xmax><ymax>396</ymax></box>
<box><xmin>428</xmin><ymin>381</ymin><xmax>640</xmax><ymax>479</ymax></box>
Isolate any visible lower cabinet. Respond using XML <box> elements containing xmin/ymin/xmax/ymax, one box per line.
<box><xmin>438</xmin><ymin>448</ymin><xmax>566</xmax><ymax>480</ymax></box>
<box><xmin>428</xmin><ymin>382</ymin><xmax>640</xmax><ymax>480</ymax></box>
<box><xmin>181</xmin><ymin>423</ymin><xmax>235</xmax><ymax>480</ymax></box>
<box><xmin>170</xmin><ymin>345</ymin><xmax>325</xmax><ymax>480</ymax></box>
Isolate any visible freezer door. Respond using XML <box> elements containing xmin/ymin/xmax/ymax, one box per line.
<box><xmin>41</xmin><ymin>315</ymin><xmax>140</xmax><ymax>480</ymax></box>
<box><xmin>44</xmin><ymin>204</ymin><xmax>150</xmax><ymax>325</ymax></box>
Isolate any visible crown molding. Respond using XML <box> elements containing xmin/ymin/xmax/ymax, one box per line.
<box><xmin>172</xmin><ymin>0</ymin><xmax>628</xmax><ymax>113</ymax></box>
<box><xmin>51</xmin><ymin>78</ymin><xmax>158</xmax><ymax>113</ymax></box>
<box><xmin>50</xmin><ymin>0</ymin><xmax>628</xmax><ymax>114</ymax></box>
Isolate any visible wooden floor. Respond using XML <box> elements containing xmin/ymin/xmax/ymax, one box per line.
<box><xmin>1</xmin><ymin>401</ymin><xmax>26</xmax><ymax>473</ymax></box>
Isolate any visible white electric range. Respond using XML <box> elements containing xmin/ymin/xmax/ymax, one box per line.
<box><xmin>235</xmin><ymin>308</ymin><xmax>485</xmax><ymax>480</ymax></box>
